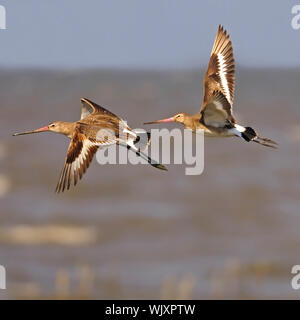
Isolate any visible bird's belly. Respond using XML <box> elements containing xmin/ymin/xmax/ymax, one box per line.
<box><xmin>186</xmin><ymin>126</ymin><xmax>235</xmax><ymax>138</ymax></box>
<box><xmin>203</xmin><ymin>128</ymin><xmax>235</xmax><ymax>138</ymax></box>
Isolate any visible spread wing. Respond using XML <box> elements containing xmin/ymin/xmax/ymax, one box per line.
<box><xmin>201</xmin><ymin>26</ymin><xmax>235</xmax><ymax>124</ymax></box>
<box><xmin>55</xmin><ymin>125</ymin><xmax>120</xmax><ymax>193</ymax></box>
<box><xmin>80</xmin><ymin>98</ymin><xmax>120</xmax><ymax>120</ymax></box>
<box><xmin>55</xmin><ymin>128</ymin><xmax>99</xmax><ymax>193</ymax></box>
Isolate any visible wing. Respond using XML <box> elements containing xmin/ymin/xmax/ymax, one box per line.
<box><xmin>55</xmin><ymin>124</ymin><xmax>121</xmax><ymax>193</ymax></box>
<box><xmin>201</xmin><ymin>90</ymin><xmax>233</xmax><ymax>127</ymax></box>
<box><xmin>55</xmin><ymin>128</ymin><xmax>99</xmax><ymax>193</ymax></box>
<box><xmin>201</xmin><ymin>26</ymin><xmax>235</xmax><ymax>115</ymax></box>
<box><xmin>80</xmin><ymin>98</ymin><xmax>120</xmax><ymax>120</ymax></box>
<box><xmin>80</xmin><ymin>98</ymin><xmax>134</xmax><ymax>143</ymax></box>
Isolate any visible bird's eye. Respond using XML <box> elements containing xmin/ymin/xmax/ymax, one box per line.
<box><xmin>50</xmin><ymin>124</ymin><xmax>55</xmax><ymax>127</ymax></box>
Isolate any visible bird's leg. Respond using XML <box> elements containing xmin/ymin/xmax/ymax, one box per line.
<box><xmin>119</xmin><ymin>143</ymin><xmax>167</xmax><ymax>171</ymax></box>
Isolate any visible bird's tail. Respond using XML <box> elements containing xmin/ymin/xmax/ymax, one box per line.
<box><xmin>240</xmin><ymin>126</ymin><xmax>278</xmax><ymax>149</ymax></box>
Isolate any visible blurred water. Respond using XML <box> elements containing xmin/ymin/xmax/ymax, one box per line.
<box><xmin>0</xmin><ymin>68</ymin><xmax>300</xmax><ymax>299</ymax></box>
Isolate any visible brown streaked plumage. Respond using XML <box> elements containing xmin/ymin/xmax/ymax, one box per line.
<box><xmin>145</xmin><ymin>25</ymin><xmax>277</xmax><ymax>148</ymax></box>
<box><xmin>13</xmin><ymin>98</ymin><xmax>167</xmax><ymax>193</ymax></box>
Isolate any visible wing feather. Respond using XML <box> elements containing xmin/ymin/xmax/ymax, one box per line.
<box><xmin>201</xmin><ymin>90</ymin><xmax>235</xmax><ymax>127</ymax></box>
<box><xmin>202</xmin><ymin>26</ymin><xmax>235</xmax><ymax>112</ymax></box>
<box><xmin>55</xmin><ymin>123</ymin><xmax>123</xmax><ymax>193</ymax></box>
<box><xmin>80</xmin><ymin>98</ymin><xmax>120</xmax><ymax>120</ymax></box>
<box><xmin>55</xmin><ymin>128</ymin><xmax>99</xmax><ymax>193</ymax></box>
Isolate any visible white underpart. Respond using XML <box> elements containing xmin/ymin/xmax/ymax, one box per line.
<box><xmin>120</xmin><ymin>119</ymin><xmax>133</xmax><ymax>132</ymax></box>
<box><xmin>230</xmin><ymin>124</ymin><xmax>246</xmax><ymax>138</ymax></box>
<box><xmin>120</xmin><ymin>128</ymin><xmax>136</xmax><ymax>149</ymax></box>
<box><xmin>126</xmin><ymin>139</ymin><xmax>136</xmax><ymax>149</ymax></box>
<box><xmin>217</xmin><ymin>53</ymin><xmax>231</xmax><ymax>103</ymax></box>
<box><xmin>123</xmin><ymin>127</ymin><xmax>137</xmax><ymax>138</ymax></box>
<box><xmin>234</xmin><ymin>124</ymin><xmax>246</xmax><ymax>132</ymax></box>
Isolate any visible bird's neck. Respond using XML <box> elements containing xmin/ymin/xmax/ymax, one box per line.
<box><xmin>183</xmin><ymin>114</ymin><xmax>199</xmax><ymax>130</ymax></box>
<box><xmin>58</xmin><ymin>122</ymin><xmax>77</xmax><ymax>138</ymax></box>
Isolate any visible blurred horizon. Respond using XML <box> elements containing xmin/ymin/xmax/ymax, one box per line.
<box><xmin>1</xmin><ymin>67</ymin><xmax>300</xmax><ymax>298</ymax></box>
<box><xmin>2</xmin><ymin>65</ymin><xmax>300</xmax><ymax>72</ymax></box>
<box><xmin>1</xmin><ymin>0</ymin><xmax>300</xmax><ymax>300</ymax></box>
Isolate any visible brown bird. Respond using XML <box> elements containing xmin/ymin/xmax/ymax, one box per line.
<box><xmin>13</xmin><ymin>98</ymin><xmax>167</xmax><ymax>193</ymax></box>
<box><xmin>145</xmin><ymin>25</ymin><xmax>277</xmax><ymax>148</ymax></box>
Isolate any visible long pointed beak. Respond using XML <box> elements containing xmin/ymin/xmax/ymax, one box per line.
<box><xmin>144</xmin><ymin>117</ymin><xmax>175</xmax><ymax>125</ymax></box>
<box><xmin>13</xmin><ymin>126</ymin><xmax>49</xmax><ymax>136</ymax></box>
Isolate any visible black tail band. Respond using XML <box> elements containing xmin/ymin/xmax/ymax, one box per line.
<box><xmin>241</xmin><ymin>127</ymin><xmax>257</xmax><ymax>142</ymax></box>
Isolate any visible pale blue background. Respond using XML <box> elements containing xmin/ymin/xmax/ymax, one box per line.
<box><xmin>0</xmin><ymin>0</ymin><xmax>299</xmax><ymax>68</ymax></box>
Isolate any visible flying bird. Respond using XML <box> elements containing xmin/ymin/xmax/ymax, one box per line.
<box><xmin>13</xmin><ymin>98</ymin><xmax>167</xmax><ymax>193</ymax></box>
<box><xmin>144</xmin><ymin>25</ymin><xmax>277</xmax><ymax>148</ymax></box>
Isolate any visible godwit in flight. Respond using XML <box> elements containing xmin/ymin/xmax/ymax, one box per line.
<box><xmin>13</xmin><ymin>98</ymin><xmax>167</xmax><ymax>193</ymax></box>
<box><xmin>145</xmin><ymin>25</ymin><xmax>277</xmax><ymax>148</ymax></box>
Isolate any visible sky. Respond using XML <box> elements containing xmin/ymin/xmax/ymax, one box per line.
<box><xmin>0</xmin><ymin>0</ymin><xmax>299</xmax><ymax>69</ymax></box>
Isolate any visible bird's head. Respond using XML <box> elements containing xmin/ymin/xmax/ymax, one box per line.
<box><xmin>13</xmin><ymin>121</ymin><xmax>70</xmax><ymax>137</ymax></box>
<box><xmin>47</xmin><ymin>121</ymin><xmax>67</xmax><ymax>134</ymax></box>
<box><xmin>173</xmin><ymin>113</ymin><xmax>186</xmax><ymax>124</ymax></box>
